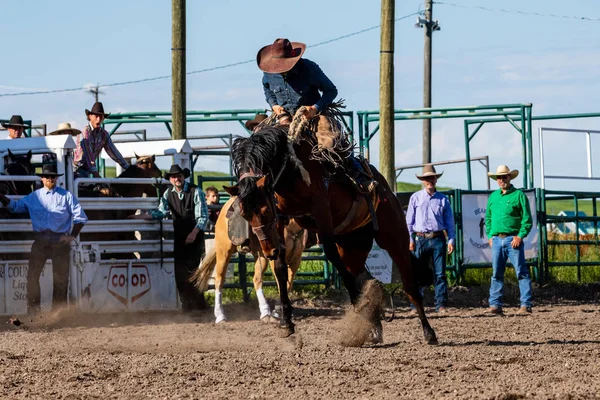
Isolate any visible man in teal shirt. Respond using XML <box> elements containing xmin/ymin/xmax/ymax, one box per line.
<box><xmin>485</xmin><ymin>165</ymin><xmax>533</xmax><ymax>315</ymax></box>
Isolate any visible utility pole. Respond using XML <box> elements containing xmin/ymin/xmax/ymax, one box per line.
<box><xmin>172</xmin><ymin>0</ymin><xmax>186</xmax><ymax>140</ymax></box>
<box><xmin>418</xmin><ymin>0</ymin><xmax>440</xmax><ymax>164</ymax></box>
<box><xmin>379</xmin><ymin>0</ymin><xmax>395</xmax><ymax>189</ymax></box>
<box><xmin>87</xmin><ymin>84</ymin><xmax>103</xmax><ymax>103</ymax></box>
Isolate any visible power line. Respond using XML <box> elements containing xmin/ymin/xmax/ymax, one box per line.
<box><xmin>435</xmin><ymin>1</ymin><xmax>600</xmax><ymax>21</ymax></box>
<box><xmin>0</xmin><ymin>11</ymin><xmax>420</xmax><ymax>98</ymax></box>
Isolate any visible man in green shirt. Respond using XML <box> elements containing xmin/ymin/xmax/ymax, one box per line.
<box><xmin>485</xmin><ymin>165</ymin><xmax>533</xmax><ymax>315</ymax></box>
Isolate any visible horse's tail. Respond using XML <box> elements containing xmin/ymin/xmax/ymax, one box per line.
<box><xmin>189</xmin><ymin>248</ymin><xmax>217</xmax><ymax>292</ymax></box>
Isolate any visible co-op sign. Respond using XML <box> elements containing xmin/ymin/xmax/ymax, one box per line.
<box><xmin>107</xmin><ymin>265</ymin><xmax>151</xmax><ymax>305</ymax></box>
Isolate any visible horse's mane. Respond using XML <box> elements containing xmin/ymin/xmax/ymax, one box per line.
<box><xmin>231</xmin><ymin>126</ymin><xmax>290</xmax><ymax>216</ymax></box>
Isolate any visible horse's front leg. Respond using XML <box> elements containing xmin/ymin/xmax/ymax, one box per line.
<box><xmin>273</xmin><ymin>241</ymin><xmax>294</xmax><ymax>336</ymax></box>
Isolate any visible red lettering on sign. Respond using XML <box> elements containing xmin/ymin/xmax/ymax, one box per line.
<box><xmin>107</xmin><ymin>266</ymin><xmax>152</xmax><ymax>305</ymax></box>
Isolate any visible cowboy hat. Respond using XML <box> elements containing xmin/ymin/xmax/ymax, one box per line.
<box><xmin>245</xmin><ymin>113</ymin><xmax>268</xmax><ymax>131</ymax></box>
<box><xmin>48</xmin><ymin>122</ymin><xmax>81</xmax><ymax>136</ymax></box>
<box><xmin>36</xmin><ymin>164</ymin><xmax>63</xmax><ymax>177</ymax></box>
<box><xmin>1</xmin><ymin>115</ymin><xmax>30</xmax><ymax>129</ymax></box>
<box><xmin>488</xmin><ymin>165</ymin><xmax>519</xmax><ymax>180</ymax></box>
<box><xmin>85</xmin><ymin>102</ymin><xmax>111</xmax><ymax>118</ymax></box>
<box><xmin>416</xmin><ymin>164</ymin><xmax>443</xmax><ymax>180</ymax></box>
<box><xmin>256</xmin><ymin>38</ymin><xmax>306</xmax><ymax>74</ymax></box>
<box><xmin>164</xmin><ymin>164</ymin><xmax>190</xmax><ymax>180</ymax></box>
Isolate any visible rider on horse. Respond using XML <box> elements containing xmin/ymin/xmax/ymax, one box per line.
<box><xmin>257</xmin><ymin>38</ymin><xmax>376</xmax><ymax>193</ymax></box>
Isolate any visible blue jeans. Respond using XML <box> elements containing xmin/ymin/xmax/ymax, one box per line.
<box><xmin>412</xmin><ymin>235</ymin><xmax>448</xmax><ymax>310</ymax></box>
<box><xmin>489</xmin><ymin>236</ymin><xmax>532</xmax><ymax>308</ymax></box>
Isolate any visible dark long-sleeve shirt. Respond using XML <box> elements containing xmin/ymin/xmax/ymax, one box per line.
<box><xmin>262</xmin><ymin>58</ymin><xmax>338</xmax><ymax>114</ymax></box>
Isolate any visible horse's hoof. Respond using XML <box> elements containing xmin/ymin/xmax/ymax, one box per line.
<box><xmin>368</xmin><ymin>325</ymin><xmax>383</xmax><ymax>344</ymax></box>
<box><xmin>426</xmin><ymin>334</ymin><xmax>439</xmax><ymax>345</ymax></box>
<box><xmin>215</xmin><ymin>315</ymin><xmax>227</xmax><ymax>324</ymax></box>
<box><xmin>278</xmin><ymin>324</ymin><xmax>295</xmax><ymax>338</ymax></box>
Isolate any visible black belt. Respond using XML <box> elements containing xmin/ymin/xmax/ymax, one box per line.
<box><xmin>415</xmin><ymin>230</ymin><xmax>444</xmax><ymax>239</ymax></box>
<box><xmin>496</xmin><ymin>232</ymin><xmax>518</xmax><ymax>238</ymax></box>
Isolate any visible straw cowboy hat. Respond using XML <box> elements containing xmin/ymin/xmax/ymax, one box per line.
<box><xmin>245</xmin><ymin>113</ymin><xmax>268</xmax><ymax>131</ymax></box>
<box><xmin>256</xmin><ymin>38</ymin><xmax>306</xmax><ymax>74</ymax></box>
<box><xmin>85</xmin><ymin>102</ymin><xmax>111</xmax><ymax>118</ymax></box>
<box><xmin>1</xmin><ymin>115</ymin><xmax>30</xmax><ymax>129</ymax></box>
<box><xmin>48</xmin><ymin>122</ymin><xmax>81</xmax><ymax>136</ymax></box>
<box><xmin>164</xmin><ymin>164</ymin><xmax>190</xmax><ymax>180</ymax></box>
<box><xmin>416</xmin><ymin>164</ymin><xmax>443</xmax><ymax>180</ymax></box>
<box><xmin>487</xmin><ymin>165</ymin><xmax>519</xmax><ymax>180</ymax></box>
<box><xmin>36</xmin><ymin>164</ymin><xmax>63</xmax><ymax>177</ymax></box>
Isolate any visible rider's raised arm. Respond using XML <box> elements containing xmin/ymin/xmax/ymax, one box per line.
<box><xmin>102</xmin><ymin>129</ymin><xmax>130</xmax><ymax>170</ymax></box>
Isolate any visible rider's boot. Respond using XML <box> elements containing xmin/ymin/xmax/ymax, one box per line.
<box><xmin>346</xmin><ymin>155</ymin><xmax>378</xmax><ymax>193</ymax></box>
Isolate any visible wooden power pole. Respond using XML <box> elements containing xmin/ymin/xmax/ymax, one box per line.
<box><xmin>379</xmin><ymin>0</ymin><xmax>395</xmax><ymax>189</ymax></box>
<box><xmin>172</xmin><ymin>0</ymin><xmax>186</xmax><ymax>140</ymax></box>
<box><xmin>422</xmin><ymin>0</ymin><xmax>436</xmax><ymax>164</ymax></box>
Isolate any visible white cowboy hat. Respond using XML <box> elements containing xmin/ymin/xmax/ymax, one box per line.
<box><xmin>488</xmin><ymin>165</ymin><xmax>519</xmax><ymax>180</ymax></box>
<box><xmin>48</xmin><ymin>122</ymin><xmax>81</xmax><ymax>136</ymax></box>
<box><xmin>416</xmin><ymin>164</ymin><xmax>443</xmax><ymax>180</ymax></box>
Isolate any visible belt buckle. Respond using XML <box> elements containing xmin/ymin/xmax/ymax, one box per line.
<box><xmin>424</xmin><ymin>232</ymin><xmax>434</xmax><ymax>239</ymax></box>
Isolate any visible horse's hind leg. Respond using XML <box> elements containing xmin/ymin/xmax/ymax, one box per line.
<box><xmin>373</xmin><ymin>194</ymin><xmax>438</xmax><ymax>345</ymax></box>
<box><xmin>213</xmin><ymin>235</ymin><xmax>237</xmax><ymax>323</ymax></box>
<box><xmin>252</xmin><ymin>253</ymin><xmax>272</xmax><ymax>320</ymax></box>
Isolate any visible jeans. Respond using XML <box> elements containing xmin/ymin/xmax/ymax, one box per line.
<box><xmin>412</xmin><ymin>235</ymin><xmax>448</xmax><ymax>310</ymax></box>
<box><xmin>489</xmin><ymin>235</ymin><xmax>532</xmax><ymax>308</ymax></box>
<box><xmin>28</xmin><ymin>235</ymin><xmax>71</xmax><ymax>312</ymax></box>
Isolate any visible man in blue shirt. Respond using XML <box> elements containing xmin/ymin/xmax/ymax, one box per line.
<box><xmin>257</xmin><ymin>38</ymin><xmax>375</xmax><ymax>192</ymax></box>
<box><xmin>129</xmin><ymin>165</ymin><xmax>208</xmax><ymax>311</ymax></box>
<box><xmin>405</xmin><ymin>164</ymin><xmax>455</xmax><ymax>313</ymax></box>
<box><xmin>0</xmin><ymin>164</ymin><xmax>88</xmax><ymax>314</ymax></box>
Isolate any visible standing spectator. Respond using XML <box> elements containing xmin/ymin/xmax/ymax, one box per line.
<box><xmin>129</xmin><ymin>165</ymin><xmax>208</xmax><ymax>311</ymax></box>
<box><xmin>0</xmin><ymin>164</ymin><xmax>87</xmax><ymax>314</ymax></box>
<box><xmin>73</xmin><ymin>102</ymin><xmax>129</xmax><ymax>178</ymax></box>
<box><xmin>43</xmin><ymin>122</ymin><xmax>82</xmax><ymax>164</ymax></box>
<box><xmin>2</xmin><ymin>115</ymin><xmax>29</xmax><ymax>139</ymax></box>
<box><xmin>485</xmin><ymin>165</ymin><xmax>533</xmax><ymax>315</ymax></box>
<box><xmin>205</xmin><ymin>186</ymin><xmax>220</xmax><ymax>234</ymax></box>
<box><xmin>405</xmin><ymin>164</ymin><xmax>455</xmax><ymax>313</ymax></box>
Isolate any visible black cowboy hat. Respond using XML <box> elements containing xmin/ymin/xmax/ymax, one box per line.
<box><xmin>257</xmin><ymin>38</ymin><xmax>306</xmax><ymax>74</ymax></box>
<box><xmin>36</xmin><ymin>164</ymin><xmax>63</xmax><ymax>177</ymax></box>
<box><xmin>164</xmin><ymin>164</ymin><xmax>190</xmax><ymax>179</ymax></box>
<box><xmin>245</xmin><ymin>113</ymin><xmax>268</xmax><ymax>131</ymax></box>
<box><xmin>85</xmin><ymin>102</ymin><xmax>111</xmax><ymax>118</ymax></box>
<box><xmin>1</xmin><ymin>115</ymin><xmax>30</xmax><ymax>129</ymax></box>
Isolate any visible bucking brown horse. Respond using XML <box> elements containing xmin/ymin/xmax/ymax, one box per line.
<box><xmin>224</xmin><ymin>125</ymin><xmax>437</xmax><ymax>346</ymax></box>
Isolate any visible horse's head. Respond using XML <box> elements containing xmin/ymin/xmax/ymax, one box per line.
<box><xmin>115</xmin><ymin>162</ymin><xmax>164</xmax><ymax>197</ymax></box>
<box><xmin>1</xmin><ymin>150</ymin><xmax>34</xmax><ymax>195</ymax></box>
<box><xmin>224</xmin><ymin>173</ymin><xmax>280</xmax><ymax>260</ymax></box>
<box><xmin>134</xmin><ymin>154</ymin><xmax>157</xmax><ymax>172</ymax></box>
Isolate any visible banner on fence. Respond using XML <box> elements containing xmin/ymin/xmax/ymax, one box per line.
<box><xmin>365</xmin><ymin>240</ymin><xmax>393</xmax><ymax>284</ymax></box>
<box><xmin>462</xmin><ymin>191</ymin><xmax>538</xmax><ymax>264</ymax></box>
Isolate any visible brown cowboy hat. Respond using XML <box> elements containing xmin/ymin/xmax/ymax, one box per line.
<box><xmin>245</xmin><ymin>113</ymin><xmax>268</xmax><ymax>131</ymax></box>
<box><xmin>164</xmin><ymin>164</ymin><xmax>190</xmax><ymax>180</ymax></box>
<box><xmin>85</xmin><ymin>102</ymin><xmax>111</xmax><ymax>118</ymax></box>
<box><xmin>256</xmin><ymin>38</ymin><xmax>306</xmax><ymax>74</ymax></box>
<box><xmin>1</xmin><ymin>115</ymin><xmax>30</xmax><ymax>129</ymax></box>
<box><xmin>48</xmin><ymin>122</ymin><xmax>81</xmax><ymax>136</ymax></box>
<box><xmin>488</xmin><ymin>165</ymin><xmax>519</xmax><ymax>180</ymax></box>
<box><xmin>416</xmin><ymin>164</ymin><xmax>443</xmax><ymax>180</ymax></box>
<box><xmin>36</xmin><ymin>164</ymin><xmax>64</xmax><ymax>177</ymax></box>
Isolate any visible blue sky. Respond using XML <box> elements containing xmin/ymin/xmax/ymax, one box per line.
<box><xmin>1</xmin><ymin>0</ymin><xmax>599</xmax><ymax>190</ymax></box>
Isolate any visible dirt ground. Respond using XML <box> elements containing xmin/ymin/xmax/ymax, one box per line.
<box><xmin>1</xmin><ymin>285</ymin><xmax>600</xmax><ymax>399</ymax></box>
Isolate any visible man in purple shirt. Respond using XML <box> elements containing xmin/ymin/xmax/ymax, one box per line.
<box><xmin>405</xmin><ymin>164</ymin><xmax>455</xmax><ymax>313</ymax></box>
<box><xmin>73</xmin><ymin>102</ymin><xmax>129</xmax><ymax>178</ymax></box>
